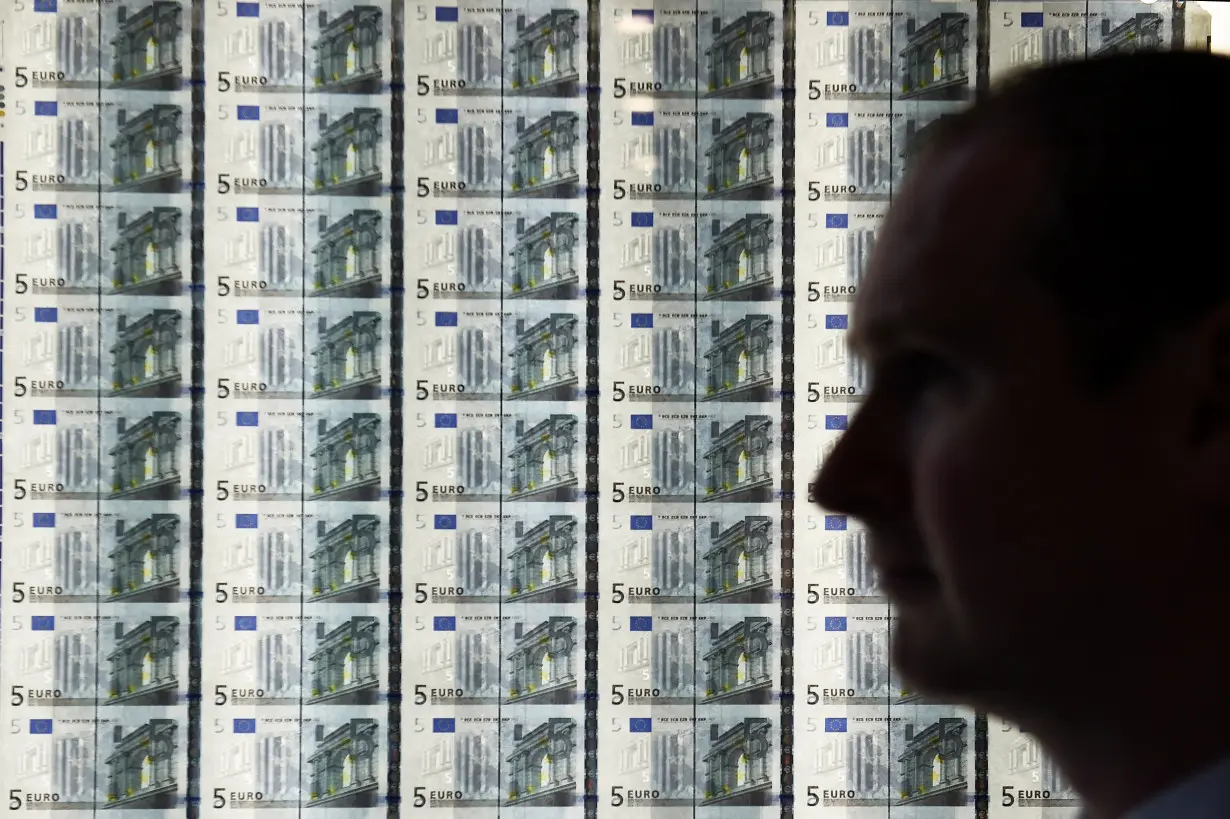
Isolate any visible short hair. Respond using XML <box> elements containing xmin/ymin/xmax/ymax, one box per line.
<box><xmin>915</xmin><ymin>51</ymin><xmax>1230</xmax><ymax>393</ymax></box>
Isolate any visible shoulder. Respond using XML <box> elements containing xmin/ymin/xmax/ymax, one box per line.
<box><xmin>1125</xmin><ymin>756</ymin><xmax>1230</xmax><ymax>819</ymax></box>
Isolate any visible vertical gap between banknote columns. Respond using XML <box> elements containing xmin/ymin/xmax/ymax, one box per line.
<box><xmin>887</xmin><ymin>6</ymin><xmax>896</xmax><ymax>816</ymax></box>
<box><xmin>690</xmin><ymin>5</ymin><xmax>700</xmax><ymax>819</ymax></box>
<box><xmin>92</xmin><ymin>0</ymin><xmax>106</xmax><ymax>811</ymax></box>
<box><xmin>972</xmin><ymin>1</ymin><xmax>991</xmax><ymax>816</ymax></box>
<box><xmin>0</xmin><ymin>108</ymin><xmax>7</xmax><ymax>819</ymax></box>
<box><xmin>0</xmin><ymin>68</ymin><xmax>2</xmax><ymax>816</ymax></box>
<box><xmin>780</xmin><ymin>0</ymin><xmax>797</xmax><ymax>817</ymax></box>
<box><xmin>187</xmin><ymin>0</ymin><xmax>209</xmax><ymax>809</ymax></box>
<box><xmin>0</xmin><ymin>112</ymin><xmax>3</xmax><ymax>819</ymax></box>
<box><xmin>296</xmin><ymin>0</ymin><xmax>308</xmax><ymax>813</ymax></box>
<box><xmin>388</xmin><ymin>0</ymin><xmax>407</xmax><ymax>815</ymax></box>
<box><xmin>583</xmin><ymin>0</ymin><xmax>602</xmax><ymax>817</ymax></box>
<box><xmin>498</xmin><ymin>18</ymin><xmax>507</xmax><ymax>819</ymax></box>
<box><xmin>0</xmin><ymin>71</ymin><xmax>2</xmax><ymax>800</ymax></box>
<box><xmin>0</xmin><ymin>100</ymin><xmax>3</xmax><ymax>818</ymax></box>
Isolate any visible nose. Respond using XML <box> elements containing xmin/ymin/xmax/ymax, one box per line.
<box><xmin>811</xmin><ymin>429</ymin><xmax>856</xmax><ymax>515</ymax></box>
<box><xmin>811</xmin><ymin>400</ymin><xmax>902</xmax><ymax>520</ymax></box>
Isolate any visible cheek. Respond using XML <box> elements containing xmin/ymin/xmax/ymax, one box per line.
<box><xmin>911</xmin><ymin>407</ymin><xmax>1059</xmax><ymax>600</ymax></box>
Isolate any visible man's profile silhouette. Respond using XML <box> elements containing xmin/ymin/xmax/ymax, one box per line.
<box><xmin>812</xmin><ymin>50</ymin><xmax>1230</xmax><ymax>819</ymax></box>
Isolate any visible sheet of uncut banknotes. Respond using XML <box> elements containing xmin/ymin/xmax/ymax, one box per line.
<box><xmin>0</xmin><ymin>0</ymin><xmax>1210</xmax><ymax>817</ymax></box>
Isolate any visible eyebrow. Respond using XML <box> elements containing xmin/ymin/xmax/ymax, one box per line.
<box><xmin>845</xmin><ymin>322</ymin><xmax>876</xmax><ymax>359</ymax></box>
<box><xmin>848</xmin><ymin>313</ymin><xmax>986</xmax><ymax>360</ymax></box>
<box><xmin>846</xmin><ymin>304</ymin><xmax>906</xmax><ymax>357</ymax></box>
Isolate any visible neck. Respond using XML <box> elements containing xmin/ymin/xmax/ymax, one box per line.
<box><xmin>1007</xmin><ymin>700</ymin><xmax>1230</xmax><ymax>819</ymax></box>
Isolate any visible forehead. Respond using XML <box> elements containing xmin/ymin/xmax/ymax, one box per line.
<box><xmin>849</xmin><ymin>135</ymin><xmax>1050</xmax><ymax>356</ymax></box>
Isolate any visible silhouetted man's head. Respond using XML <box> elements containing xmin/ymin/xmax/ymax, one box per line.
<box><xmin>813</xmin><ymin>51</ymin><xmax>1230</xmax><ymax>720</ymax></box>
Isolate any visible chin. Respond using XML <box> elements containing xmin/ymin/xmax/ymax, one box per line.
<box><xmin>889</xmin><ymin>613</ymin><xmax>999</xmax><ymax>708</ymax></box>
